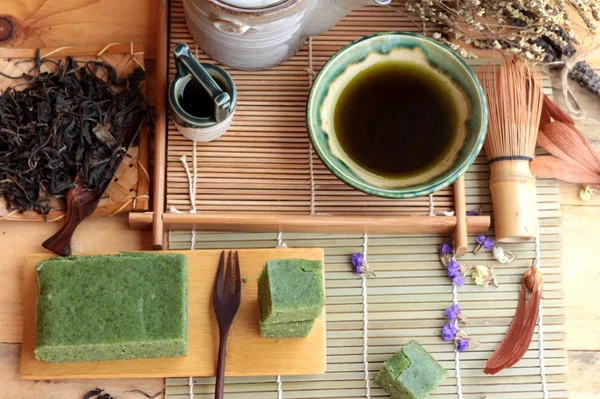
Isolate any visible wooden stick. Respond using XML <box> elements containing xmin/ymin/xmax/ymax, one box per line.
<box><xmin>152</xmin><ymin>0</ymin><xmax>169</xmax><ymax>250</ymax></box>
<box><xmin>163</xmin><ymin>213</ymin><xmax>490</xmax><ymax>234</ymax></box>
<box><xmin>0</xmin><ymin>43</ymin><xmax>144</xmax><ymax>59</ymax></box>
<box><xmin>129</xmin><ymin>212</ymin><xmax>153</xmax><ymax>230</ymax></box>
<box><xmin>453</xmin><ymin>175</ymin><xmax>468</xmax><ymax>256</ymax></box>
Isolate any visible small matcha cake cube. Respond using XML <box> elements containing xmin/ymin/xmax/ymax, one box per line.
<box><xmin>258</xmin><ymin>297</ymin><xmax>316</xmax><ymax>338</ymax></box>
<box><xmin>35</xmin><ymin>253</ymin><xmax>188</xmax><ymax>363</ymax></box>
<box><xmin>374</xmin><ymin>340</ymin><xmax>447</xmax><ymax>399</ymax></box>
<box><xmin>260</xmin><ymin>320</ymin><xmax>316</xmax><ymax>338</ymax></box>
<box><xmin>257</xmin><ymin>259</ymin><xmax>324</xmax><ymax>324</ymax></box>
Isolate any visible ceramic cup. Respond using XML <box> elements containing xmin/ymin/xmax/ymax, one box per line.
<box><xmin>306</xmin><ymin>32</ymin><xmax>487</xmax><ymax>198</ymax></box>
<box><xmin>169</xmin><ymin>45</ymin><xmax>237</xmax><ymax>142</ymax></box>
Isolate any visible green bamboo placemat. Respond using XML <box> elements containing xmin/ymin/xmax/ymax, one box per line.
<box><xmin>165</xmin><ymin>166</ymin><xmax>566</xmax><ymax>398</ymax></box>
<box><xmin>165</xmin><ymin>2</ymin><xmax>565</xmax><ymax>398</ymax></box>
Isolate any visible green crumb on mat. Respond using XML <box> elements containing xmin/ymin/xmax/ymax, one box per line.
<box><xmin>257</xmin><ymin>259</ymin><xmax>324</xmax><ymax>325</ymax></box>
<box><xmin>374</xmin><ymin>340</ymin><xmax>447</xmax><ymax>399</ymax></box>
<box><xmin>35</xmin><ymin>253</ymin><xmax>188</xmax><ymax>363</ymax></box>
<box><xmin>242</xmin><ymin>276</ymin><xmax>249</xmax><ymax>284</ymax></box>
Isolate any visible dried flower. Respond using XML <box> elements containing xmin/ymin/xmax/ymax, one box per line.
<box><xmin>350</xmin><ymin>252</ymin><xmax>375</xmax><ymax>277</ymax></box>
<box><xmin>471</xmin><ymin>265</ymin><xmax>498</xmax><ymax>287</ymax></box>
<box><xmin>493</xmin><ymin>246</ymin><xmax>516</xmax><ymax>264</ymax></box>
<box><xmin>474</xmin><ymin>235</ymin><xmax>494</xmax><ymax>254</ymax></box>
<box><xmin>452</xmin><ymin>275</ymin><xmax>465</xmax><ymax>286</ymax></box>
<box><xmin>447</xmin><ymin>267</ymin><xmax>460</xmax><ymax>279</ymax></box>
<box><xmin>580</xmin><ymin>185</ymin><xmax>597</xmax><ymax>201</ymax></box>
<box><xmin>397</xmin><ymin>0</ymin><xmax>599</xmax><ymax>84</ymax></box>
<box><xmin>457</xmin><ymin>339</ymin><xmax>470</xmax><ymax>352</ymax></box>
<box><xmin>445</xmin><ymin>304</ymin><xmax>459</xmax><ymax>321</ymax></box>
<box><xmin>471</xmin><ymin>265</ymin><xmax>489</xmax><ymax>285</ymax></box>
<box><xmin>442</xmin><ymin>323</ymin><xmax>458</xmax><ymax>341</ymax></box>
<box><xmin>351</xmin><ymin>252</ymin><xmax>364</xmax><ymax>274</ymax></box>
<box><xmin>447</xmin><ymin>260</ymin><xmax>460</xmax><ymax>273</ymax></box>
<box><xmin>439</xmin><ymin>242</ymin><xmax>454</xmax><ymax>256</ymax></box>
<box><xmin>455</xmin><ymin>333</ymin><xmax>480</xmax><ymax>351</ymax></box>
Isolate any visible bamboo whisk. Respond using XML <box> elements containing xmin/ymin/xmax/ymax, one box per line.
<box><xmin>477</xmin><ymin>59</ymin><xmax>544</xmax><ymax>243</ymax></box>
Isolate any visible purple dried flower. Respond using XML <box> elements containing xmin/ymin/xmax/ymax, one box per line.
<box><xmin>439</xmin><ymin>242</ymin><xmax>454</xmax><ymax>256</ymax></box>
<box><xmin>441</xmin><ymin>323</ymin><xmax>458</xmax><ymax>341</ymax></box>
<box><xmin>445</xmin><ymin>304</ymin><xmax>461</xmax><ymax>321</ymax></box>
<box><xmin>466</xmin><ymin>210</ymin><xmax>481</xmax><ymax>216</ymax></box>
<box><xmin>447</xmin><ymin>268</ymin><xmax>460</xmax><ymax>279</ymax></box>
<box><xmin>452</xmin><ymin>275</ymin><xmax>465</xmax><ymax>286</ymax></box>
<box><xmin>457</xmin><ymin>339</ymin><xmax>470</xmax><ymax>352</ymax></box>
<box><xmin>476</xmin><ymin>235</ymin><xmax>494</xmax><ymax>250</ymax></box>
<box><xmin>447</xmin><ymin>260</ymin><xmax>460</xmax><ymax>272</ymax></box>
<box><xmin>351</xmin><ymin>252</ymin><xmax>364</xmax><ymax>274</ymax></box>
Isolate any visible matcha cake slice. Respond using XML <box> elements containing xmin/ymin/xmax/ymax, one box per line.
<box><xmin>260</xmin><ymin>319</ymin><xmax>316</xmax><ymax>338</ymax></box>
<box><xmin>35</xmin><ymin>253</ymin><xmax>188</xmax><ymax>363</ymax></box>
<box><xmin>257</xmin><ymin>259</ymin><xmax>324</xmax><ymax>324</ymax></box>
<box><xmin>374</xmin><ymin>340</ymin><xmax>447</xmax><ymax>399</ymax></box>
<box><xmin>258</xmin><ymin>295</ymin><xmax>316</xmax><ymax>338</ymax></box>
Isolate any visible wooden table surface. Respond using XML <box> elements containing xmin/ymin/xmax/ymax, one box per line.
<box><xmin>1</xmin><ymin>0</ymin><xmax>600</xmax><ymax>398</ymax></box>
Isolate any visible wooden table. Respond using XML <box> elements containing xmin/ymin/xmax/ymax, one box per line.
<box><xmin>1</xmin><ymin>0</ymin><xmax>600</xmax><ymax>397</ymax></box>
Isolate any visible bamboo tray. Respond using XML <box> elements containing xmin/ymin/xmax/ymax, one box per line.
<box><xmin>138</xmin><ymin>0</ymin><xmax>495</xmax><ymax>250</ymax></box>
<box><xmin>21</xmin><ymin>248</ymin><xmax>326</xmax><ymax>379</ymax></box>
<box><xmin>0</xmin><ymin>43</ymin><xmax>150</xmax><ymax>222</ymax></box>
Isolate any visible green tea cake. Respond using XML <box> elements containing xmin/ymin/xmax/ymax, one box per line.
<box><xmin>259</xmin><ymin>319</ymin><xmax>316</xmax><ymax>338</ymax></box>
<box><xmin>258</xmin><ymin>296</ymin><xmax>316</xmax><ymax>338</ymax></box>
<box><xmin>35</xmin><ymin>253</ymin><xmax>188</xmax><ymax>363</ymax></box>
<box><xmin>257</xmin><ymin>258</ymin><xmax>324</xmax><ymax>325</ymax></box>
<box><xmin>374</xmin><ymin>340</ymin><xmax>447</xmax><ymax>399</ymax></box>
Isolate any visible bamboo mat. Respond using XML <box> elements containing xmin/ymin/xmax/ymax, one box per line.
<box><xmin>167</xmin><ymin>2</ymin><xmax>549</xmax><ymax>217</ymax></box>
<box><xmin>165</xmin><ymin>177</ymin><xmax>566</xmax><ymax>398</ymax></box>
<box><xmin>167</xmin><ymin>2</ymin><xmax>566</xmax><ymax>398</ymax></box>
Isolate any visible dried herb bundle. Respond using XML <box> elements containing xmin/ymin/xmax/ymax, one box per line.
<box><xmin>0</xmin><ymin>55</ymin><xmax>153</xmax><ymax>215</ymax></box>
<box><xmin>393</xmin><ymin>0</ymin><xmax>600</xmax><ymax>95</ymax></box>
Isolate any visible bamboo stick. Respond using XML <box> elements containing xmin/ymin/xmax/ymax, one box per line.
<box><xmin>453</xmin><ymin>175</ymin><xmax>468</xmax><ymax>255</ymax></box>
<box><xmin>152</xmin><ymin>0</ymin><xmax>168</xmax><ymax>250</ymax></box>
<box><xmin>163</xmin><ymin>213</ymin><xmax>490</xmax><ymax>234</ymax></box>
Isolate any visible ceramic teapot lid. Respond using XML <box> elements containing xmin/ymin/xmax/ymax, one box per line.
<box><xmin>219</xmin><ymin>0</ymin><xmax>286</xmax><ymax>8</ymax></box>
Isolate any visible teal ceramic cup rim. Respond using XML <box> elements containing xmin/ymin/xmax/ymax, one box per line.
<box><xmin>169</xmin><ymin>63</ymin><xmax>237</xmax><ymax>128</ymax></box>
<box><xmin>306</xmin><ymin>32</ymin><xmax>488</xmax><ymax>199</ymax></box>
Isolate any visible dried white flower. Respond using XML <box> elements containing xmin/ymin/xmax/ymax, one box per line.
<box><xmin>493</xmin><ymin>246</ymin><xmax>516</xmax><ymax>264</ymax></box>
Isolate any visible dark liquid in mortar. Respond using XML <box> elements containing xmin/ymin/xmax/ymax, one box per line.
<box><xmin>334</xmin><ymin>61</ymin><xmax>460</xmax><ymax>177</ymax></box>
<box><xmin>178</xmin><ymin>77</ymin><xmax>228</xmax><ymax>118</ymax></box>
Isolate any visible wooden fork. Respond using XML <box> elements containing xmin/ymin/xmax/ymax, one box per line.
<box><xmin>212</xmin><ymin>250</ymin><xmax>241</xmax><ymax>399</ymax></box>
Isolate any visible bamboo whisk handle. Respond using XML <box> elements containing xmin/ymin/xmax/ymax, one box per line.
<box><xmin>489</xmin><ymin>160</ymin><xmax>537</xmax><ymax>243</ymax></box>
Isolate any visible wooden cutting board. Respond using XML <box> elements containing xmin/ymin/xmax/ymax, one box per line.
<box><xmin>21</xmin><ymin>248</ymin><xmax>326</xmax><ymax>379</ymax></box>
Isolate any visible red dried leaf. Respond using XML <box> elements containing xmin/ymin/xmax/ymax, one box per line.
<box><xmin>543</xmin><ymin>95</ymin><xmax>575</xmax><ymax>125</ymax></box>
<box><xmin>543</xmin><ymin>121</ymin><xmax>600</xmax><ymax>174</ymax></box>
<box><xmin>485</xmin><ymin>264</ymin><xmax>543</xmax><ymax>375</ymax></box>
<box><xmin>531</xmin><ymin>156</ymin><xmax>600</xmax><ymax>184</ymax></box>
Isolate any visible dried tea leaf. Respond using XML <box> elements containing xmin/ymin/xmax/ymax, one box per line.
<box><xmin>0</xmin><ymin>56</ymin><xmax>153</xmax><ymax>214</ymax></box>
<box><xmin>93</xmin><ymin>123</ymin><xmax>117</xmax><ymax>148</ymax></box>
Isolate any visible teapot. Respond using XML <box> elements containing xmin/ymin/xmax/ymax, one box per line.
<box><xmin>183</xmin><ymin>0</ymin><xmax>389</xmax><ymax>70</ymax></box>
